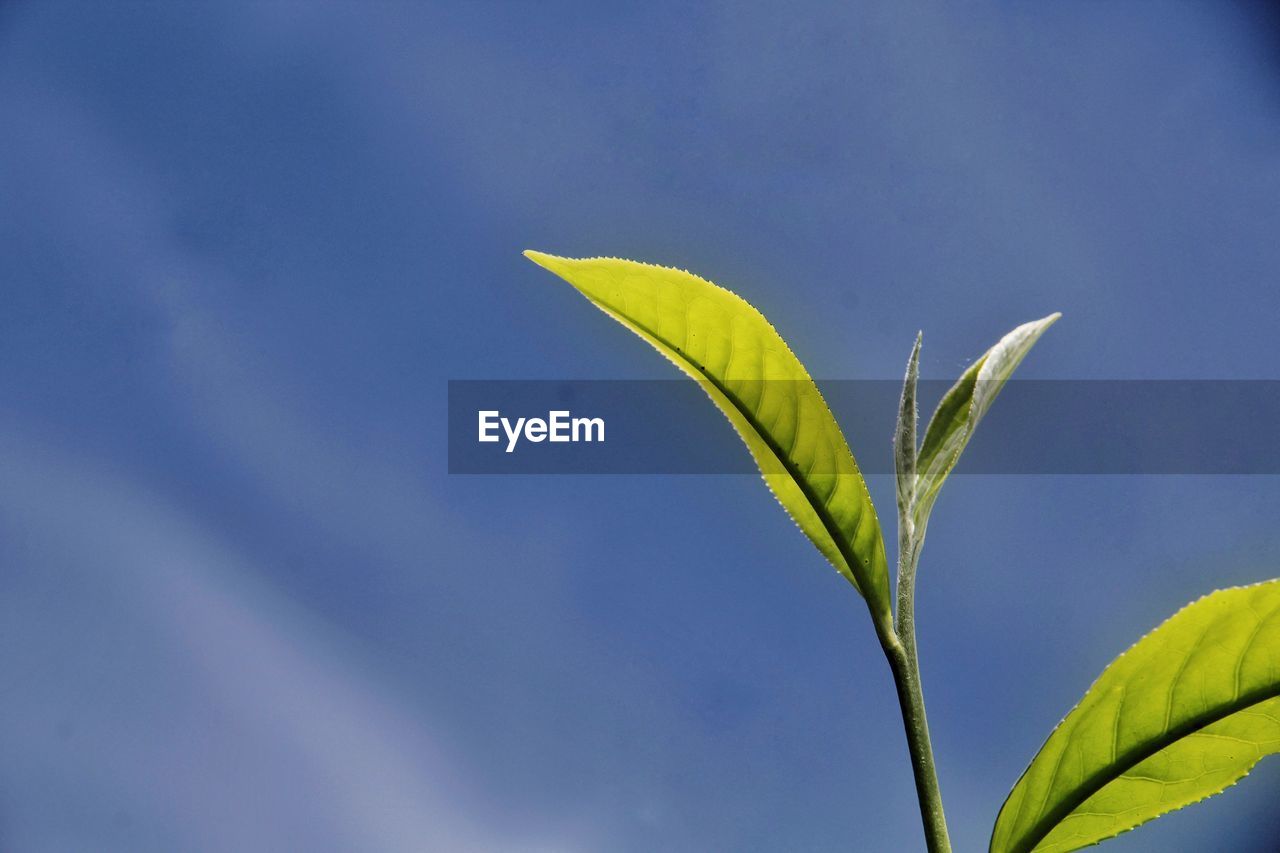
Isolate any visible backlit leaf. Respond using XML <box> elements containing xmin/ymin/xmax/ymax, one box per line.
<box><xmin>524</xmin><ymin>251</ymin><xmax>890</xmax><ymax>620</ymax></box>
<box><xmin>990</xmin><ymin>579</ymin><xmax>1280</xmax><ymax>853</ymax></box>
<box><xmin>913</xmin><ymin>314</ymin><xmax>1059</xmax><ymax>540</ymax></box>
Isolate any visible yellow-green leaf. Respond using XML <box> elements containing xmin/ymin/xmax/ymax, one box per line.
<box><xmin>990</xmin><ymin>579</ymin><xmax>1280</xmax><ymax>853</ymax></box>
<box><xmin>524</xmin><ymin>251</ymin><xmax>890</xmax><ymax>620</ymax></box>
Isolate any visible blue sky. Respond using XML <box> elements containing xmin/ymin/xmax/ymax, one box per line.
<box><xmin>2</xmin><ymin>1</ymin><xmax>1280</xmax><ymax>850</ymax></box>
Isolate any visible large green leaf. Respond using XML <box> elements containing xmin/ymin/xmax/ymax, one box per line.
<box><xmin>912</xmin><ymin>314</ymin><xmax>1059</xmax><ymax>539</ymax></box>
<box><xmin>524</xmin><ymin>251</ymin><xmax>890</xmax><ymax>620</ymax></box>
<box><xmin>990</xmin><ymin>579</ymin><xmax>1280</xmax><ymax>853</ymax></box>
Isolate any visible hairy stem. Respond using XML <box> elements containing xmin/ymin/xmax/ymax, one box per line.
<box><xmin>877</xmin><ymin>505</ymin><xmax>951</xmax><ymax>851</ymax></box>
<box><xmin>885</xmin><ymin>331</ymin><xmax>950</xmax><ymax>851</ymax></box>
<box><xmin>882</xmin><ymin>626</ymin><xmax>951</xmax><ymax>853</ymax></box>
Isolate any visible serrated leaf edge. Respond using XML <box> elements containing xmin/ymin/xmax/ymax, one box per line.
<box><xmin>991</xmin><ymin>577</ymin><xmax>1280</xmax><ymax>853</ymax></box>
<box><xmin>524</xmin><ymin>251</ymin><xmax>889</xmax><ymax>614</ymax></box>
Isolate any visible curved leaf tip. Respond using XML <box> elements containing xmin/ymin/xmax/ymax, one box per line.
<box><xmin>911</xmin><ymin>312</ymin><xmax>1060</xmax><ymax>545</ymax></box>
<box><xmin>523</xmin><ymin>250</ymin><xmax>891</xmax><ymax>621</ymax></box>
<box><xmin>522</xmin><ymin>248</ymin><xmax>563</xmax><ymax>272</ymax></box>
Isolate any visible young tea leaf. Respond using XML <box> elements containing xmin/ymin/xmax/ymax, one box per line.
<box><xmin>895</xmin><ymin>332</ymin><xmax>922</xmax><ymax>521</ymax></box>
<box><xmin>990</xmin><ymin>579</ymin><xmax>1280</xmax><ymax>853</ymax></box>
<box><xmin>524</xmin><ymin>251</ymin><xmax>890</xmax><ymax>620</ymax></box>
<box><xmin>913</xmin><ymin>314</ymin><xmax>1059</xmax><ymax>541</ymax></box>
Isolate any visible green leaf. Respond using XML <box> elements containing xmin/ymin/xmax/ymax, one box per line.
<box><xmin>913</xmin><ymin>314</ymin><xmax>1059</xmax><ymax>538</ymax></box>
<box><xmin>523</xmin><ymin>251</ymin><xmax>890</xmax><ymax>620</ymax></box>
<box><xmin>990</xmin><ymin>579</ymin><xmax>1280</xmax><ymax>853</ymax></box>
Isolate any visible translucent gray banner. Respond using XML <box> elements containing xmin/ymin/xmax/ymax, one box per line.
<box><xmin>448</xmin><ymin>380</ymin><xmax>1280</xmax><ymax>474</ymax></box>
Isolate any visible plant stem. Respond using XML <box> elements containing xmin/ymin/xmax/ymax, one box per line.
<box><xmin>884</xmin><ymin>330</ymin><xmax>950</xmax><ymax>850</ymax></box>
<box><xmin>882</xmin><ymin>629</ymin><xmax>951</xmax><ymax>853</ymax></box>
<box><xmin>878</xmin><ymin>528</ymin><xmax>952</xmax><ymax>853</ymax></box>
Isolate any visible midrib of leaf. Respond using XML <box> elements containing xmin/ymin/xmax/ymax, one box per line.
<box><xmin>589</xmin><ymin>298</ymin><xmax>887</xmax><ymax>618</ymax></box>
<box><xmin>1010</xmin><ymin>669</ymin><xmax>1280</xmax><ymax>853</ymax></box>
